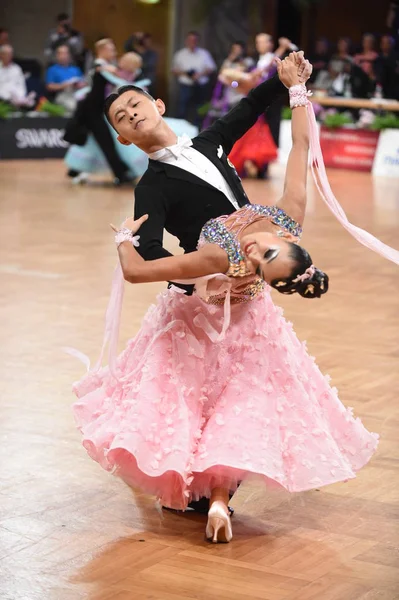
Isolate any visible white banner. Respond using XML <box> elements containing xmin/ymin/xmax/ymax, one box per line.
<box><xmin>372</xmin><ymin>129</ymin><xmax>399</xmax><ymax>178</ymax></box>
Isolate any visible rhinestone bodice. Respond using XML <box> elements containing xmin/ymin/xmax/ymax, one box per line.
<box><xmin>197</xmin><ymin>204</ymin><xmax>302</xmax><ymax>305</ymax></box>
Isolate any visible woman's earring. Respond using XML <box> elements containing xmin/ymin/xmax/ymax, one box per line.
<box><xmin>277</xmin><ymin>230</ymin><xmax>285</xmax><ymax>238</ymax></box>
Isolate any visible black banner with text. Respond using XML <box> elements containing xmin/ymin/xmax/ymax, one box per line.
<box><xmin>0</xmin><ymin>116</ymin><xmax>69</xmax><ymax>159</ymax></box>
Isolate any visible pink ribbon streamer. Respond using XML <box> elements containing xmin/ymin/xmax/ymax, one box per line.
<box><xmin>306</xmin><ymin>101</ymin><xmax>399</xmax><ymax>265</ymax></box>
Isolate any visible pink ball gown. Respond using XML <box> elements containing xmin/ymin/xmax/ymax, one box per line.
<box><xmin>72</xmin><ymin>204</ymin><xmax>378</xmax><ymax>510</ymax></box>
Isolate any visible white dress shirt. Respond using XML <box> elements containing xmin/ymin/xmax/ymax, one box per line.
<box><xmin>172</xmin><ymin>47</ymin><xmax>216</xmax><ymax>86</ymax></box>
<box><xmin>0</xmin><ymin>62</ymin><xmax>27</xmax><ymax>102</ymax></box>
<box><xmin>149</xmin><ymin>135</ymin><xmax>240</xmax><ymax>210</ymax></box>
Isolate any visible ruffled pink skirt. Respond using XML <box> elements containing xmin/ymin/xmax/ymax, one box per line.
<box><xmin>73</xmin><ymin>288</ymin><xmax>378</xmax><ymax>510</ymax></box>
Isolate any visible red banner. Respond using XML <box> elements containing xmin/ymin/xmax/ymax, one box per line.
<box><xmin>320</xmin><ymin>127</ymin><xmax>380</xmax><ymax>171</ymax></box>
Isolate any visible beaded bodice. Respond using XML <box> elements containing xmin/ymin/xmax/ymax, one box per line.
<box><xmin>197</xmin><ymin>204</ymin><xmax>302</xmax><ymax>305</ymax></box>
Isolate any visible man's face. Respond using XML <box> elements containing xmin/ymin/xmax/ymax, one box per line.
<box><xmin>57</xmin><ymin>45</ymin><xmax>71</xmax><ymax>65</ymax></box>
<box><xmin>109</xmin><ymin>91</ymin><xmax>165</xmax><ymax>146</ymax></box>
<box><xmin>186</xmin><ymin>34</ymin><xmax>199</xmax><ymax>51</ymax></box>
<box><xmin>381</xmin><ymin>36</ymin><xmax>393</xmax><ymax>53</ymax></box>
<box><xmin>58</xmin><ymin>19</ymin><xmax>70</xmax><ymax>34</ymax></box>
<box><xmin>0</xmin><ymin>45</ymin><xmax>13</xmax><ymax>66</ymax></box>
<box><xmin>256</xmin><ymin>34</ymin><xmax>272</xmax><ymax>55</ymax></box>
<box><xmin>0</xmin><ymin>31</ymin><xmax>9</xmax><ymax>45</ymax></box>
<box><xmin>102</xmin><ymin>42</ymin><xmax>117</xmax><ymax>63</ymax></box>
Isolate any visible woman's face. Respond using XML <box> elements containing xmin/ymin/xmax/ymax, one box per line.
<box><xmin>240</xmin><ymin>230</ymin><xmax>296</xmax><ymax>283</ymax></box>
<box><xmin>338</xmin><ymin>38</ymin><xmax>349</xmax><ymax>54</ymax></box>
<box><xmin>363</xmin><ymin>35</ymin><xmax>374</xmax><ymax>52</ymax></box>
<box><xmin>316</xmin><ymin>40</ymin><xmax>328</xmax><ymax>55</ymax></box>
<box><xmin>230</xmin><ymin>43</ymin><xmax>244</xmax><ymax>61</ymax></box>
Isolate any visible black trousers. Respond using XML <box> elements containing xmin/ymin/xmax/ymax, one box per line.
<box><xmin>85</xmin><ymin>113</ymin><xmax>129</xmax><ymax>180</ymax></box>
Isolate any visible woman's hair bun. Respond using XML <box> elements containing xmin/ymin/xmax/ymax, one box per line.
<box><xmin>271</xmin><ymin>267</ymin><xmax>329</xmax><ymax>298</ymax></box>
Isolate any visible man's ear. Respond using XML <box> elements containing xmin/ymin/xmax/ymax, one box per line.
<box><xmin>117</xmin><ymin>135</ymin><xmax>132</xmax><ymax>146</ymax></box>
<box><xmin>155</xmin><ymin>98</ymin><xmax>166</xmax><ymax>116</ymax></box>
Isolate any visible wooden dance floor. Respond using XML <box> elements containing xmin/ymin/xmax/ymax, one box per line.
<box><xmin>0</xmin><ymin>160</ymin><xmax>398</xmax><ymax>600</ymax></box>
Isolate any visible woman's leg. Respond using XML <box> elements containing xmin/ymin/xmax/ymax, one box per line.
<box><xmin>209</xmin><ymin>487</ymin><xmax>230</xmax><ymax>509</ymax></box>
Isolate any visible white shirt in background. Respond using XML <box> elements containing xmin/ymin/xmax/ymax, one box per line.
<box><xmin>256</xmin><ymin>52</ymin><xmax>275</xmax><ymax>75</ymax></box>
<box><xmin>149</xmin><ymin>136</ymin><xmax>239</xmax><ymax>210</ymax></box>
<box><xmin>172</xmin><ymin>47</ymin><xmax>216</xmax><ymax>86</ymax></box>
<box><xmin>0</xmin><ymin>62</ymin><xmax>27</xmax><ymax>102</ymax></box>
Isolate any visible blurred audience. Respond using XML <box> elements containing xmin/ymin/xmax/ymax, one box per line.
<box><xmin>217</xmin><ymin>41</ymin><xmax>254</xmax><ymax>109</ymax></box>
<box><xmin>309</xmin><ymin>37</ymin><xmax>331</xmax><ymax>82</ymax></box>
<box><xmin>387</xmin><ymin>1</ymin><xmax>399</xmax><ymax>47</ymax></box>
<box><xmin>117</xmin><ymin>52</ymin><xmax>143</xmax><ymax>82</ymax></box>
<box><xmin>0</xmin><ymin>28</ymin><xmax>10</xmax><ymax>46</ymax></box>
<box><xmin>124</xmin><ymin>32</ymin><xmax>158</xmax><ymax>95</ymax></box>
<box><xmin>44</xmin><ymin>13</ymin><xmax>84</xmax><ymax>68</ymax></box>
<box><xmin>375</xmin><ymin>34</ymin><xmax>399</xmax><ymax>98</ymax></box>
<box><xmin>172</xmin><ymin>31</ymin><xmax>216</xmax><ymax>126</ymax></box>
<box><xmin>329</xmin><ymin>37</ymin><xmax>354</xmax><ymax>74</ymax></box>
<box><xmin>93</xmin><ymin>38</ymin><xmax>117</xmax><ymax>72</ymax></box>
<box><xmin>46</xmin><ymin>45</ymin><xmax>85</xmax><ymax>112</ymax></box>
<box><xmin>354</xmin><ymin>33</ymin><xmax>378</xmax><ymax>73</ymax></box>
<box><xmin>0</xmin><ymin>44</ymin><xmax>34</xmax><ymax>106</ymax></box>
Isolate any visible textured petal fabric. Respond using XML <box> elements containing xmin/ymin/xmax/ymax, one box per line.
<box><xmin>73</xmin><ymin>288</ymin><xmax>378</xmax><ymax>510</ymax></box>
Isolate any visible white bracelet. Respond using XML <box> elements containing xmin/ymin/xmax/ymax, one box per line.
<box><xmin>115</xmin><ymin>228</ymin><xmax>140</xmax><ymax>248</ymax></box>
<box><xmin>289</xmin><ymin>84</ymin><xmax>311</xmax><ymax>109</ymax></box>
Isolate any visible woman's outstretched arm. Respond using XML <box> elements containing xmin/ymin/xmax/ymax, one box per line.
<box><xmin>275</xmin><ymin>54</ymin><xmax>311</xmax><ymax>226</ymax></box>
<box><xmin>112</xmin><ymin>216</ymin><xmax>228</xmax><ymax>284</ymax></box>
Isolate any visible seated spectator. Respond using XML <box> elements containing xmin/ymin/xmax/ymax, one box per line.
<box><xmin>0</xmin><ymin>28</ymin><xmax>10</xmax><ymax>46</ymax></box>
<box><xmin>312</xmin><ymin>38</ymin><xmax>354</xmax><ymax>97</ymax></box>
<box><xmin>354</xmin><ymin>33</ymin><xmax>378</xmax><ymax>74</ymax></box>
<box><xmin>172</xmin><ymin>31</ymin><xmax>216</xmax><ymax>127</ymax></box>
<box><xmin>329</xmin><ymin>37</ymin><xmax>354</xmax><ymax>74</ymax></box>
<box><xmin>124</xmin><ymin>32</ymin><xmax>158</xmax><ymax>95</ymax></box>
<box><xmin>46</xmin><ymin>45</ymin><xmax>85</xmax><ymax>112</ymax></box>
<box><xmin>0</xmin><ymin>44</ymin><xmax>34</xmax><ymax>106</ymax></box>
<box><xmin>350</xmin><ymin>61</ymin><xmax>377</xmax><ymax>98</ymax></box>
<box><xmin>375</xmin><ymin>34</ymin><xmax>399</xmax><ymax>99</ymax></box>
<box><xmin>309</xmin><ymin>37</ymin><xmax>331</xmax><ymax>82</ymax></box>
<box><xmin>387</xmin><ymin>1</ymin><xmax>399</xmax><ymax>48</ymax></box>
<box><xmin>44</xmin><ymin>12</ymin><xmax>84</xmax><ymax>67</ymax></box>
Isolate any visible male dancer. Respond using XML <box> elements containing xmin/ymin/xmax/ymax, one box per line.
<box><xmin>104</xmin><ymin>52</ymin><xmax>310</xmax><ymax>513</ymax></box>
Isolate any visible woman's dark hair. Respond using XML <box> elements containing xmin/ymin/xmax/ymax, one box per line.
<box><xmin>270</xmin><ymin>243</ymin><xmax>329</xmax><ymax>299</ymax></box>
<box><xmin>104</xmin><ymin>85</ymin><xmax>155</xmax><ymax>127</ymax></box>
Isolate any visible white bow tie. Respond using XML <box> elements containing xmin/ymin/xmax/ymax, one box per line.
<box><xmin>167</xmin><ymin>134</ymin><xmax>193</xmax><ymax>159</ymax></box>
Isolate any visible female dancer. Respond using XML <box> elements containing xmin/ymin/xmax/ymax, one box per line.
<box><xmin>72</xmin><ymin>55</ymin><xmax>390</xmax><ymax>543</ymax></box>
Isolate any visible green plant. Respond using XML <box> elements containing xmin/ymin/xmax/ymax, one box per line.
<box><xmin>197</xmin><ymin>102</ymin><xmax>211</xmax><ymax>117</ymax></box>
<box><xmin>370</xmin><ymin>113</ymin><xmax>399</xmax><ymax>130</ymax></box>
<box><xmin>0</xmin><ymin>101</ymin><xmax>15</xmax><ymax>119</ymax></box>
<box><xmin>281</xmin><ymin>106</ymin><xmax>292</xmax><ymax>120</ymax></box>
<box><xmin>36</xmin><ymin>98</ymin><xmax>66</xmax><ymax>117</ymax></box>
<box><xmin>323</xmin><ymin>112</ymin><xmax>353</xmax><ymax>129</ymax></box>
